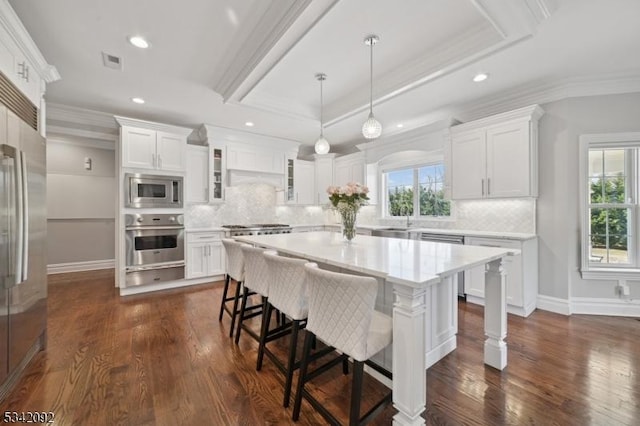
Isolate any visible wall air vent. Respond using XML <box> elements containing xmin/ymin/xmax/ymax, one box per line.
<box><xmin>0</xmin><ymin>71</ymin><xmax>38</xmax><ymax>131</ymax></box>
<box><xmin>102</xmin><ymin>52</ymin><xmax>123</xmax><ymax>70</ymax></box>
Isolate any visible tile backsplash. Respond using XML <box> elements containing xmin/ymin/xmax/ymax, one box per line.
<box><xmin>186</xmin><ymin>183</ymin><xmax>536</xmax><ymax>233</ymax></box>
<box><xmin>379</xmin><ymin>199</ymin><xmax>536</xmax><ymax>233</ymax></box>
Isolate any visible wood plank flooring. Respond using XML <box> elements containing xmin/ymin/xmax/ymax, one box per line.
<box><xmin>1</xmin><ymin>270</ymin><xmax>639</xmax><ymax>425</ymax></box>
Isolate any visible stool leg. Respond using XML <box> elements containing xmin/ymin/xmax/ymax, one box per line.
<box><xmin>228</xmin><ymin>280</ymin><xmax>242</xmax><ymax>338</ymax></box>
<box><xmin>283</xmin><ymin>319</ymin><xmax>301</xmax><ymax>408</ymax></box>
<box><xmin>218</xmin><ymin>275</ymin><xmax>230</xmax><ymax>321</ymax></box>
<box><xmin>343</xmin><ymin>358</ymin><xmax>350</xmax><ymax>375</ymax></box>
<box><xmin>257</xmin><ymin>300</ymin><xmax>272</xmax><ymax>371</ymax></box>
<box><xmin>349</xmin><ymin>361</ymin><xmax>365</xmax><ymax>426</ymax></box>
<box><xmin>234</xmin><ymin>285</ymin><xmax>250</xmax><ymax>344</ymax></box>
<box><xmin>292</xmin><ymin>330</ymin><xmax>314</xmax><ymax>421</ymax></box>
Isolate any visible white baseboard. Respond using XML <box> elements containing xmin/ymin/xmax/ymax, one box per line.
<box><xmin>571</xmin><ymin>297</ymin><xmax>640</xmax><ymax>317</ymax></box>
<box><xmin>425</xmin><ymin>335</ymin><xmax>457</xmax><ymax>369</ymax></box>
<box><xmin>48</xmin><ymin>259</ymin><xmax>115</xmax><ymax>274</ymax></box>
<box><xmin>536</xmin><ymin>295</ymin><xmax>571</xmax><ymax>315</ymax></box>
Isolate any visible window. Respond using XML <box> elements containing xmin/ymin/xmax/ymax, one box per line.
<box><xmin>580</xmin><ymin>133</ymin><xmax>640</xmax><ymax>278</ymax></box>
<box><xmin>384</xmin><ymin>163</ymin><xmax>450</xmax><ymax>218</ymax></box>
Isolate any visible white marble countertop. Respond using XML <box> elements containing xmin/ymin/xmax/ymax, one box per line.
<box><xmin>186</xmin><ymin>224</ymin><xmax>535</xmax><ymax>241</ymax></box>
<box><xmin>235</xmin><ymin>231</ymin><xmax>516</xmax><ymax>288</ymax></box>
<box><xmin>289</xmin><ymin>224</ymin><xmax>535</xmax><ymax>240</ymax></box>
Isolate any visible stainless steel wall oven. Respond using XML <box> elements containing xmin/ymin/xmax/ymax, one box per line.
<box><xmin>125</xmin><ymin>213</ymin><xmax>184</xmax><ymax>286</ymax></box>
<box><xmin>125</xmin><ymin>173</ymin><xmax>183</xmax><ymax>208</ymax></box>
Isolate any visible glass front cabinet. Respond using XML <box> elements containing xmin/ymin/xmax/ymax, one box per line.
<box><xmin>210</xmin><ymin>145</ymin><xmax>225</xmax><ymax>202</ymax></box>
<box><xmin>286</xmin><ymin>158</ymin><xmax>295</xmax><ymax>203</ymax></box>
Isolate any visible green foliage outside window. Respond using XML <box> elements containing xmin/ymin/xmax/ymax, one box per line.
<box><xmin>590</xmin><ymin>175</ymin><xmax>627</xmax><ymax>249</ymax></box>
<box><xmin>388</xmin><ymin>186</ymin><xmax>450</xmax><ymax>217</ymax></box>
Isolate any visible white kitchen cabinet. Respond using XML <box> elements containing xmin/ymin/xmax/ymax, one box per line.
<box><xmin>186</xmin><ymin>145</ymin><xmax>209</xmax><ymax>203</ymax></box>
<box><xmin>186</xmin><ymin>231</ymin><xmax>225</xmax><ymax>279</ymax></box>
<box><xmin>0</xmin><ymin>4</ymin><xmax>59</xmax><ymax>136</ymax></box>
<box><xmin>0</xmin><ymin>27</ymin><xmax>41</xmax><ymax>107</ymax></box>
<box><xmin>185</xmin><ymin>144</ymin><xmax>226</xmax><ymax>204</ymax></box>
<box><xmin>314</xmin><ymin>154</ymin><xmax>335</xmax><ymax>205</ymax></box>
<box><xmin>284</xmin><ymin>158</ymin><xmax>314</xmax><ymax>205</ymax></box>
<box><xmin>464</xmin><ymin>236</ymin><xmax>538</xmax><ymax>317</ymax></box>
<box><xmin>121</xmin><ymin>125</ymin><xmax>187</xmax><ymax>172</ymax></box>
<box><xmin>334</xmin><ymin>153</ymin><xmax>365</xmax><ymax>186</ymax></box>
<box><xmin>450</xmin><ymin>105</ymin><xmax>543</xmax><ymax>200</ymax></box>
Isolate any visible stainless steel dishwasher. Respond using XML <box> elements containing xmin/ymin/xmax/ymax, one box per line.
<box><xmin>418</xmin><ymin>232</ymin><xmax>466</xmax><ymax>298</ymax></box>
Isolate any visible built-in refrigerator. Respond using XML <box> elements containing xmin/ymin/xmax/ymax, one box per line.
<box><xmin>0</xmin><ymin>85</ymin><xmax>47</xmax><ymax>400</ymax></box>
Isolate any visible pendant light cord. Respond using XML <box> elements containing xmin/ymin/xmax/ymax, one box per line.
<box><xmin>369</xmin><ymin>40</ymin><xmax>374</xmax><ymax>114</ymax></box>
<box><xmin>320</xmin><ymin>76</ymin><xmax>324</xmax><ymax>137</ymax></box>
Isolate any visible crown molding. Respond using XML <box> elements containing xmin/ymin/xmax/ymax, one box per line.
<box><xmin>0</xmin><ymin>0</ymin><xmax>60</xmax><ymax>82</ymax></box>
<box><xmin>114</xmin><ymin>116</ymin><xmax>194</xmax><ymax>136</ymax></box>
<box><xmin>232</xmin><ymin>0</ymin><xmax>339</xmax><ymax>105</ymax></box>
<box><xmin>212</xmin><ymin>0</ymin><xmax>314</xmax><ymax>102</ymax></box>
<box><xmin>451</xmin><ymin>104</ymin><xmax>544</xmax><ymax>133</ymax></box>
<box><xmin>197</xmin><ymin>123</ymin><xmax>300</xmax><ymax>152</ymax></box>
<box><xmin>454</xmin><ymin>72</ymin><xmax>640</xmax><ymax>124</ymax></box>
<box><xmin>47</xmin><ymin>103</ymin><xmax>119</xmax><ymax>130</ymax></box>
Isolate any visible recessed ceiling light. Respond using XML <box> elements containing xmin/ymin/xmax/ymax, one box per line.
<box><xmin>245</xmin><ymin>122</ymin><xmax>254</xmax><ymax>127</ymax></box>
<box><xmin>131</xmin><ymin>97</ymin><xmax>145</xmax><ymax>104</ymax></box>
<box><xmin>397</xmin><ymin>124</ymin><xmax>404</xmax><ymax>128</ymax></box>
<box><xmin>129</xmin><ymin>36</ymin><xmax>149</xmax><ymax>49</ymax></box>
<box><xmin>473</xmin><ymin>73</ymin><xmax>489</xmax><ymax>82</ymax></box>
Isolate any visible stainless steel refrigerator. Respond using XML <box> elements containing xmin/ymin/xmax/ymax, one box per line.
<box><xmin>0</xmin><ymin>99</ymin><xmax>47</xmax><ymax>400</ymax></box>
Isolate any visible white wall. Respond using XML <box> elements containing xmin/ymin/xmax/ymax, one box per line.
<box><xmin>538</xmin><ymin>93</ymin><xmax>640</xmax><ymax>302</ymax></box>
<box><xmin>46</xmin><ymin>139</ymin><xmax>116</xmax><ymax>267</ymax></box>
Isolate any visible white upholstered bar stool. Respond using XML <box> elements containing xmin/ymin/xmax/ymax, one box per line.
<box><xmin>259</xmin><ymin>251</ymin><xmax>317</xmax><ymax>408</ymax></box>
<box><xmin>234</xmin><ymin>245</ymin><xmax>275</xmax><ymax>344</ymax></box>
<box><xmin>292</xmin><ymin>263</ymin><xmax>393</xmax><ymax>425</ymax></box>
<box><xmin>219</xmin><ymin>239</ymin><xmax>247</xmax><ymax>338</ymax></box>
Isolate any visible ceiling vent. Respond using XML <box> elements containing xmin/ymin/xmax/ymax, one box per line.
<box><xmin>102</xmin><ymin>52</ymin><xmax>123</xmax><ymax>70</ymax></box>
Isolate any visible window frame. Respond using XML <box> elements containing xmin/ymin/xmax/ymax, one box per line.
<box><xmin>381</xmin><ymin>161</ymin><xmax>452</xmax><ymax>220</ymax></box>
<box><xmin>579</xmin><ymin>132</ymin><xmax>640</xmax><ymax>279</ymax></box>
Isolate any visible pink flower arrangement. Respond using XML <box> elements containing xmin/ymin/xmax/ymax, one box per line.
<box><xmin>327</xmin><ymin>182</ymin><xmax>369</xmax><ymax>212</ymax></box>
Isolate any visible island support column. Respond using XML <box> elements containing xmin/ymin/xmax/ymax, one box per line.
<box><xmin>392</xmin><ymin>283</ymin><xmax>427</xmax><ymax>426</ymax></box>
<box><xmin>484</xmin><ymin>258</ymin><xmax>508</xmax><ymax>370</ymax></box>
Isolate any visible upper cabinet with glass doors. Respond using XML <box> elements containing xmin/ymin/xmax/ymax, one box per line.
<box><xmin>449</xmin><ymin>105</ymin><xmax>544</xmax><ymax>200</ymax></box>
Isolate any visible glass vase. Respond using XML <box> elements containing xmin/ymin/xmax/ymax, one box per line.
<box><xmin>340</xmin><ymin>208</ymin><xmax>358</xmax><ymax>242</ymax></box>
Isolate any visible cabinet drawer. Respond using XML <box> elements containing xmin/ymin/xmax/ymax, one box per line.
<box><xmin>188</xmin><ymin>232</ymin><xmax>223</xmax><ymax>243</ymax></box>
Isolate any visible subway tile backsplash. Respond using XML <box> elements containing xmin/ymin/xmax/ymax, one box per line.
<box><xmin>186</xmin><ymin>183</ymin><xmax>535</xmax><ymax>234</ymax></box>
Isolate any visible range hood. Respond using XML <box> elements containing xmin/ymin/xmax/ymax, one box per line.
<box><xmin>227</xmin><ymin>169</ymin><xmax>284</xmax><ymax>189</ymax></box>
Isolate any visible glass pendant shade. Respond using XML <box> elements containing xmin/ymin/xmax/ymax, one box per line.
<box><xmin>314</xmin><ymin>73</ymin><xmax>330</xmax><ymax>154</ymax></box>
<box><xmin>362</xmin><ymin>35</ymin><xmax>382</xmax><ymax>140</ymax></box>
<box><xmin>314</xmin><ymin>136</ymin><xmax>330</xmax><ymax>154</ymax></box>
<box><xmin>362</xmin><ymin>112</ymin><xmax>382</xmax><ymax>139</ymax></box>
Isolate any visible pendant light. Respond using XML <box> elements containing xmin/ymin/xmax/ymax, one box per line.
<box><xmin>314</xmin><ymin>73</ymin><xmax>330</xmax><ymax>154</ymax></box>
<box><xmin>362</xmin><ymin>35</ymin><xmax>382</xmax><ymax>139</ymax></box>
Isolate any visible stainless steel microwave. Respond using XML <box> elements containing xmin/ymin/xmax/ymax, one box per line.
<box><xmin>125</xmin><ymin>173</ymin><xmax>183</xmax><ymax>208</ymax></box>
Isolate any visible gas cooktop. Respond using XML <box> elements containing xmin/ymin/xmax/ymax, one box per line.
<box><xmin>222</xmin><ymin>223</ymin><xmax>292</xmax><ymax>236</ymax></box>
<box><xmin>222</xmin><ymin>224</ymin><xmax>289</xmax><ymax>229</ymax></box>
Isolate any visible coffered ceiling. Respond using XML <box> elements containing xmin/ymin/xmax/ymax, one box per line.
<box><xmin>9</xmin><ymin>0</ymin><xmax>640</xmax><ymax>153</ymax></box>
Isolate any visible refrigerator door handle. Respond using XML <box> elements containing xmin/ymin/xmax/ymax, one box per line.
<box><xmin>19</xmin><ymin>151</ymin><xmax>28</xmax><ymax>282</ymax></box>
<box><xmin>1</xmin><ymin>143</ymin><xmax>21</xmax><ymax>285</ymax></box>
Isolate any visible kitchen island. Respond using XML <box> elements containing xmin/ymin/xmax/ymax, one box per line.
<box><xmin>236</xmin><ymin>231</ymin><xmax>515</xmax><ymax>426</ymax></box>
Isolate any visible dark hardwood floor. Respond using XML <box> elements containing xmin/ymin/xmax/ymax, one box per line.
<box><xmin>1</xmin><ymin>270</ymin><xmax>638</xmax><ymax>425</ymax></box>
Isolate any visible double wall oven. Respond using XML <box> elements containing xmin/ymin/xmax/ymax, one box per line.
<box><xmin>125</xmin><ymin>213</ymin><xmax>185</xmax><ymax>286</ymax></box>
